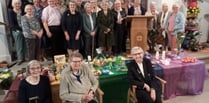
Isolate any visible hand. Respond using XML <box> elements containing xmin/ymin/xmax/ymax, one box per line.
<box><xmin>31</xmin><ymin>30</ymin><xmax>38</xmax><ymax>35</ymax></box>
<box><xmin>75</xmin><ymin>34</ymin><xmax>79</xmax><ymax>40</ymax></box>
<box><xmin>144</xmin><ymin>83</ymin><xmax>151</xmax><ymax>92</ymax></box>
<box><xmin>65</xmin><ymin>34</ymin><xmax>70</xmax><ymax>41</ymax></box>
<box><xmin>46</xmin><ymin>31</ymin><xmax>52</xmax><ymax>38</ymax></box>
<box><xmin>90</xmin><ymin>32</ymin><xmax>95</xmax><ymax>36</ymax></box>
<box><xmin>150</xmin><ymin>89</ymin><xmax>156</xmax><ymax>101</ymax></box>
<box><xmin>107</xmin><ymin>28</ymin><xmax>111</xmax><ymax>32</ymax></box>
<box><xmin>82</xmin><ymin>94</ymin><xmax>93</xmax><ymax>102</ymax></box>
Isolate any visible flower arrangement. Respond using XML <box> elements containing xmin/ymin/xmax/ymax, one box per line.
<box><xmin>187</xmin><ymin>1</ymin><xmax>200</xmax><ymax>17</ymax></box>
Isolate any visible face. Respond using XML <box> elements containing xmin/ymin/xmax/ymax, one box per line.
<box><xmin>25</xmin><ymin>5</ymin><xmax>33</xmax><ymax>15</ymax></box>
<box><xmin>172</xmin><ymin>5</ymin><xmax>179</xmax><ymax>13</ymax></box>
<box><xmin>134</xmin><ymin>0</ymin><xmax>141</xmax><ymax>7</ymax></box>
<box><xmin>90</xmin><ymin>1</ymin><xmax>97</xmax><ymax>7</ymax></box>
<box><xmin>150</xmin><ymin>3</ymin><xmax>156</xmax><ymax>12</ymax></box>
<box><xmin>76</xmin><ymin>0</ymin><xmax>82</xmax><ymax>6</ymax></box>
<box><xmin>48</xmin><ymin>0</ymin><xmax>55</xmax><ymax>7</ymax></box>
<box><xmin>33</xmin><ymin>0</ymin><xmax>40</xmax><ymax>5</ymax></box>
<box><xmin>70</xmin><ymin>57</ymin><xmax>82</xmax><ymax>71</ymax></box>
<box><xmin>114</xmin><ymin>2</ymin><xmax>121</xmax><ymax>10</ymax></box>
<box><xmin>162</xmin><ymin>4</ymin><xmax>168</xmax><ymax>12</ymax></box>
<box><xmin>69</xmin><ymin>2</ymin><xmax>76</xmax><ymax>11</ymax></box>
<box><xmin>13</xmin><ymin>2</ymin><xmax>21</xmax><ymax>10</ymax></box>
<box><xmin>132</xmin><ymin>49</ymin><xmax>144</xmax><ymax>63</ymax></box>
<box><xmin>85</xmin><ymin>3</ymin><xmax>91</xmax><ymax>13</ymax></box>
<box><xmin>101</xmin><ymin>2</ymin><xmax>108</xmax><ymax>10</ymax></box>
<box><xmin>29</xmin><ymin>62</ymin><xmax>42</xmax><ymax>77</ymax></box>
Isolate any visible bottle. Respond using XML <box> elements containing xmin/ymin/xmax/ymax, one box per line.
<box><xmin>155</xmin><ymin>51</ymin><xmax>159</xmax><ymax>60</ymax></box>
<box><xmin>162</xmin><ymin>51</ymin><xmax>166</xmax><ymax>60</ymax></box>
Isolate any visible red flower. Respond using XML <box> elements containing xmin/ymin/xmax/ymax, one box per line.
<box><xmin>188</xmin><ymin>1</ymin><xmax>197</xmax><ymax>7</ymax></box>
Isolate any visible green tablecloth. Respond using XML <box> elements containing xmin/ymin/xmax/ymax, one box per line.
<box><xmin>99</xmin><ymin>71</ymin><xmax>129</xmax><ymax>103</ymax></box>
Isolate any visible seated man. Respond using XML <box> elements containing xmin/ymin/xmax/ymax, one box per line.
<box><xmin>59</xmin><ymin>52</ymin><xmax>98</xmax><ymax>103</ymax></box>
<box><xmin>126</xmin><ymin>46</ymin><xmax>162</xmax><ymax>103</ymax></box>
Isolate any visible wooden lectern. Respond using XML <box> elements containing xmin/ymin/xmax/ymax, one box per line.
<box><xmin>126</xmin><ymin>15</ymin><xmax>153</xmax><ymax>51</ymax></box>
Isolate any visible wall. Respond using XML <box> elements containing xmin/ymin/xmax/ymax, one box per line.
<box><xmin>0</xmin><ymin>0</ymin><xmax>11</xmax><ymax>63</ymax></box>
<box><xmin>198</xmin><ymin>1</ymin><xmax>209</xmax><ymax>42</ymax></box>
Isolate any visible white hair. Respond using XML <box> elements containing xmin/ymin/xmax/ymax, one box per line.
<box><xmin>173</xmin><ymin>2</ymin><xmax>180</xmax><ymax>8</ymax></box>
<box><xmin>131</xmin><ymin>46</ymin><xmax>144</xmax><ymax>54</ymax></box>
<box><xmin>12</xmin><ymin>0</ymin><xmax>22</xmax><ymax>7</ymax></box>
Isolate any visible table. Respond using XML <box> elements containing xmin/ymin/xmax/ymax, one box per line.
<box><xmin>158</xmin><ymin>59</ymin><xmax>208</xmax><ymax>99</ymax></box>
<box><xmin>99</xmin><ymin>71</ymin><xmax>128</xmax><ymax>103</ymax></box>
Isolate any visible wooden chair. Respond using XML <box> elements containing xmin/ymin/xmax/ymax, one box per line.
<box><xmin>96</xmin><ymin>88</ymin><xmax>104</xmax><ymax>103</ymax></box>
<box><xmin>127</xmin><ymin>76</ymin><xmax>166</xmax><ymax>103</ymax></box>
<box><xmin>59</xmin><ymin>88</ymin><xmax>104</xmax><ymax>103</ymax></box>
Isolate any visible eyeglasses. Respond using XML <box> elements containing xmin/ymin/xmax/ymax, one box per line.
<box><xmin>132</xmin><ymin>52</ymin><xmax>143</xmax><ymax>56</ymax></box>
<box><xmin>71</xmin><ymin>60</ymin><xmax>82</xmax><ymax>63</ymax></box>
<box><xmin>30</xmin><ymin>66</ymin><xmax>41</xmax><ymax>70</ymax></box>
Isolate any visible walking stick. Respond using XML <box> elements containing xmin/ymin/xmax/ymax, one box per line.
<box><xmin>92</xmin><ymin>36</ymin><xmax>94</xmax><ymax>58</ymax></box>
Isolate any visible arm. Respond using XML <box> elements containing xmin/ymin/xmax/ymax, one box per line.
<box><xmin>174</xmin><ymin>12</ymin><xmax>185</xmax><ymax>32</ymax></box>
<box><xmin>85</xmin><ymin>65</ymin><xmax>98</xmax><ymax>92</ymax></box>
<box><xmin>127</xmin><ymin>62</ymin><xmax>145</xmax><ymax>89</ymax></box>
<box><xmin>97</xmin><ymin>11</ymin><xmax>108</xmax><ymax>32</ymax></box>
<box><xmin>21</xmin><ymin>16</ymin><xmax>34</xmax><ymax>38</ymax></box>
<box><xmin>43</xmin><ymin>76</ymin><xmax>53</xmax><ymax>103</ymax></box>
<box><xmin>83</xmin><ymin>14</ymin><xmax>92</xmax><ymax>35</ymax></box>
<box><xmin>41</xmin><ymin>8</ymin><xmax>51</xmax><ymax>38</ymax></box>
<box><xmin>61</xmin><ymin>11</ymin><xmax>70</xmax><ymax>41</ymax></box>
<box><xmin>8</xmin><ymin>9</ymin><xmax>22</xmax><ymax>31</ymax></box>
<box><xmin>18</xmin><ymin>80</ymin><xmax>27</xmax><ymax>103</ymax></box>
<box><xmin>75</xmin><ymin>14</ymin><xmax>82</xmax><ymax>40</ymax></box>
<box><xmin>59</xmin><ymin>70</ymin><xmax>83</xmax><ymax>101</ymax></box>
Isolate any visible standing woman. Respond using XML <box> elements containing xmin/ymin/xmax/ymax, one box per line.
<box><xmin>21</xmin><ymin>4</ymin><xmax>43</xmax><ymax>61</ymax></box>
<box><xmin>165</xmin><ymin>3</ymin><xmax>185</xmax><ymax>54</ymax></box>
<box><xmin>97</xmin><ymin>1</ymin><xmax>114</xmax><ymax>57</ymax></box>
<box><xmin>61</xmin><ymin>0</ymin><xmax>82</xmax><ymax>56</ymax></box>
<box><xmin>82</xmin><ymin>2</ymin><xmax>97</xmax><ymax>58</ymax></box>
<box><xmin>18</xmin><ymin>60</ymin><xmax>52</xmax><ymax>103</ymax></box>
<box><xmin>112</xmin><ymin>0</ymin><xmax>126</xmax><ymax>55</ymax></box>
<box><xmin>42</xmin><ymin>0</ymin><xmax>66</xmax><ymax>61</ymax></box>
<box><xmin>8</xmin><ymin>0</ymin><xmax>25</xmax><ymax>65</ymax></box>
<box><xmin>33</xmin><ymin>0</ymin><xmax>47</xmax><ymax>61</ymax></box>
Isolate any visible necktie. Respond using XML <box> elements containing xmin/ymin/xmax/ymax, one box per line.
<box><xmin>162</xmin><ymin>13</ymin><xmax>166</xmax><ymax>27</ymax></box>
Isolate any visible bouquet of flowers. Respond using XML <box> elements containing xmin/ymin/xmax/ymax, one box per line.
<box><xmin>187</xmin><ymin>1</ymin><xmax>200</xmax><ymax>17</ymax></box>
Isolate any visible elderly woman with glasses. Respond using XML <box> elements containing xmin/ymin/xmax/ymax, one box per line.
<box><xmin>18</xmin><ymin>60</ymin><xmax>52</xmax><ymax>103</ymax></box>
<box><xmin>59</xmin><ymin>52</ymin><xmax>98</xmax><ymax>103</ymax></box>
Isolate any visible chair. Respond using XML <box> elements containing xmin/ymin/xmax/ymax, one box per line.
<box><xmin>61</xmin><ymin>88</ymin><xmax>104</xmax><ymax>103</ymax></box>
<box><xmin>96</xmin><ymin>88</ymin><xmax>104</xmax><ymax>103</ymax></box>
<box><xmin>127</xmin><ymin>76</ymin><xmax>167</xmax><ymax>103</ymax></box>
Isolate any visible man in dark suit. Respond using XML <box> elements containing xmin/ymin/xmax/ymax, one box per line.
<box><xmin>127</xmin><ymin>0</ymin><xmax>146</xmax><ymax>15</ymax></box>
<box><xmin>127</xmin><ymin>46</ymin><xmax>162</xmax><ymax>103</ymax></box>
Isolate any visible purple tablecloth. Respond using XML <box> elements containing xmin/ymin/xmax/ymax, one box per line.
<box><xmin>159</xmin><ymin>60</ymin><xmax>208</xmax><ymax>99</ymax></box>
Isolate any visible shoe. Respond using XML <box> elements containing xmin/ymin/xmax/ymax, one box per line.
<box><xmin>17</xmin><ymin>60</ymin><xmax>25</xmax><ymax>65</ymax></box>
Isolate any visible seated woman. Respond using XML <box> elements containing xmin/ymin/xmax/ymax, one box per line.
<box><xmin>59</xmin><ymin>52</ymin><xmax>99</xmax><ymax>103</ymax></box>
<box><xmin>127</xmin><ymin>46</ymin><xmax>162</xmax><ymax>103</ymax></box>
<box><xmin>18</xmin><ymin>60</ymin><xmax>52</xmax><ymax>103</ymax></box>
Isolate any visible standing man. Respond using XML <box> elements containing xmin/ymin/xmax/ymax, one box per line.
<box><xmin>145</xmin><ymin>1</ymin><xmax>159</xmax><ymax>52</ymax></box>
<box><xmin>157</xmin><ymin>3</ymin><xmax>171</xmax><ymax>50</ymax></box>
<box><xmin>127</xmin><ymin>46</ymin><xmax>162</xmax><ymax>103</ymax></box>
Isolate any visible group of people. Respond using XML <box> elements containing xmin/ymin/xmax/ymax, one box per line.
<box><xmin>8</xmin><ymin>0</ymin><xmax>185</xmax><ymax>65</ymax></box>
<box><xmin>146</xmin><ymin>2</ymin><xmax>185</xmax><ymax>53</ymax></box>
<box><xmin>18</xmin><ymin>46</ymin><xmax>162</xmax><ymax>103</ymax></box>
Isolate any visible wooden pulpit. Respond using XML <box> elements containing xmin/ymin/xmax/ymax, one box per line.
<box><xmin>126</xmin><ymin>15</ymin><xmax>154</xmax><ymax>51</ymax></box>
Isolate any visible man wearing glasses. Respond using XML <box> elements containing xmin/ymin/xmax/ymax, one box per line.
<box><xmin>126</xmin><ymin>46</ymin><xmax>162</xmax><ymax>103</ymax></box>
